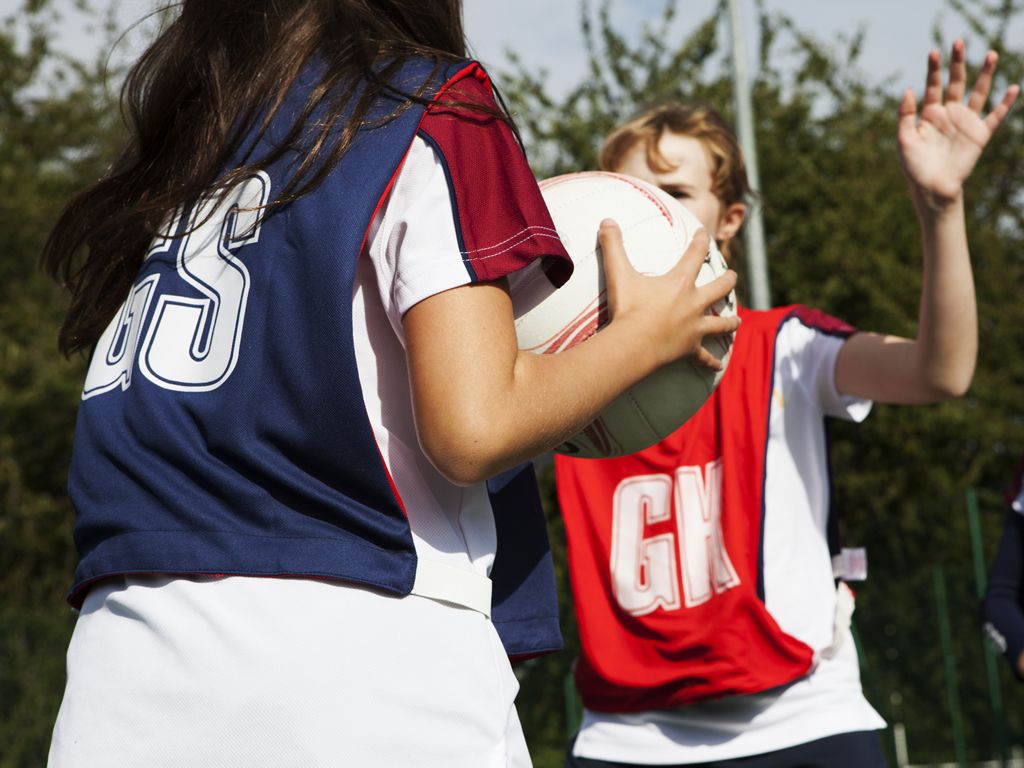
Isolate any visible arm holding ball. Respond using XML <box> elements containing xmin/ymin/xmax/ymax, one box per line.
<box><xmin>405</xmin><ymin>225</ymin><xmax>737</xmax><ymax>486</ymax></box>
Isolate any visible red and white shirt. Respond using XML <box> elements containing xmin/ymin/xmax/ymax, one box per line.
<box><xmin>556</xmin><ymin>306</ymin><xmax>885</xmax><ymax>763</ymax></box>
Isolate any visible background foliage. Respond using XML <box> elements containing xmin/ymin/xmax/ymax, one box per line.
<box><xmin>0</xmin><ymin>1</ymin><xmax>1021</xmax><ymax>766</ymax></box>
<box><xmin>1</xmin><ymin>1</ymin><xmax>124</xmax><ymax>764</ymax></box>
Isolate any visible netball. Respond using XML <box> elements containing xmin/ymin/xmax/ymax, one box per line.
<box><xmin>509</xmin><ymin>171</ymin><xmax>736</xmax><ymax>458</ymax></box>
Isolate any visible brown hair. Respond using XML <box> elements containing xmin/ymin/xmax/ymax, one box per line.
<box><xmin>43</xmin><ymin>0</ymin><xmax>481</xmax><ymax>356</ymax></box>
<box><xmin>599</xmin><ymin>102</ymin><xmax>752</xmax><ymax>258</ymax></box>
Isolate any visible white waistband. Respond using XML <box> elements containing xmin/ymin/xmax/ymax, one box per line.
<box><xmin>410</xmin><ymin>560</ymin><xmax>492</xmax><ymax>617</ymax></box>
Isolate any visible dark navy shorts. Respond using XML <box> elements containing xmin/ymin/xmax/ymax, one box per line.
<box><xmin>566</xmin><ymin>730</ymin><xmax>889</xmax><ymax>768</ymax></box>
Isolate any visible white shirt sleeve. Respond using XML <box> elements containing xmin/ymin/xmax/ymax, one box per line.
<box><xmin>780</xmin><ymin>320</ymin><xmax>872</xmax><ymax>423</ymax></box>
<box><xmin>365</xmin><ymin>136</ymin><xmax>477</xmax><ymax>338</ymax></box>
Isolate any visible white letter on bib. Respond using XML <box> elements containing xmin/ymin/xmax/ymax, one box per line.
<box><xmin>82</xmin><ymin>275</ymin><xmax>160</xmax><ymax>400</ymax></box>
<box><xmin>139</xmin><ymin>172</ymin><xmax>271</xmax><ymax>391</ymax></box>
<box><xmin>610</xmin><ymin>474</ymin><xmax>681</xmax><ymax>616</ymax></box>
<box><xmin>675</xmin><ymin>459</ymin><xmax>740</xmax><ymax>607</ymax></box>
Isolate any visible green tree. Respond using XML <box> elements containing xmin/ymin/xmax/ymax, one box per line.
<box><xmin>501</xmin><ymin>2</ymin><xmax>1024</xmax><ymax>765</ymax></box>
<box><xmin>0</xmin><ymin>1</ymin><xmax>124</xmax><ymax>763</ymax></box>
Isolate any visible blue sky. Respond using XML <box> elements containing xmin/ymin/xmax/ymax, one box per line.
<box><xmin>2</xmin><ymin>0</ymin><xmax>1021</xmax><ymax>98</ymax></box>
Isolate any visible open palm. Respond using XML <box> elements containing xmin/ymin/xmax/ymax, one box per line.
<box><xmin>898</xmin><ymin>39</ymin><xmax>1019</xmax><ymax>209</ymax></box>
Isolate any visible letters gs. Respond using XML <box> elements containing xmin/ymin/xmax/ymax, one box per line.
<box><xmin>82</xmin><ymin>173</ymin><xmax>271</xmax><ymax>399</ymax></box>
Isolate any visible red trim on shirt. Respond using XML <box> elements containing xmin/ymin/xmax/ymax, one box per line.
<box><xmin>419</xmin><ymin>64</ymin><xmax>572</xmax><ymax>287</ymax></box>
<box><xmin>790</xmin><ymin>306</ymin><xmax>857</xmax><ymax>338</ymax></box>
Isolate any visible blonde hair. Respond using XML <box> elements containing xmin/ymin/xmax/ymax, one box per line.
<box><xmin>600</xmin><ymin>103</ymin><xmax>753</xmax><ymax>255</ymax></box>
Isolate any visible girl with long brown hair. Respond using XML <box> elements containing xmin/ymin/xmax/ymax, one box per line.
<box><xmin>43</xmin><ymin>2</ymin><xmax>738</xmax><ymax>765</ymax></box>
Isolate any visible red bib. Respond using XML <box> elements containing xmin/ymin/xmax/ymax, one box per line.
<box><xmin>556</xmin><ymin>305</ymin><xmax>854</xmax><ymax>711</ymax></box>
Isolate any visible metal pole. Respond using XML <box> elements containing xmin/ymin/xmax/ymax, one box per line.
<box><xmin>934</xmin><ymin>565</ymin><xmax>968</xmax><ymax>767</ymax></box>
<box><xmin>892</xmin><ymin>722</ymin><xmax>910</xmax><ymax>768</ymax></box>
<box><xmin>563</xmin><ymin>669</ymin><xmax>582</xmax><ymax>735</ymax></box>
<box><xmin>967</xmin><ymin>487</ymin><xmax>1009</xmax><ymax>764</ymax></box>
<box><xmin>726</xmin><ymin>0</ymin><xmax>771</xmax><ymax>309</ymax></box>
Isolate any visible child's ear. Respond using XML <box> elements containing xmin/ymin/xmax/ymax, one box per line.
<box><xmin>717</xmin><ymin>202</ymin><xmax>746</xmax><ymax>245</ymax></box>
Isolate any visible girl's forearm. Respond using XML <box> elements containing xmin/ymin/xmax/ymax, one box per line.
<box><xmin>408</xmin><ymin>288</ymin><xmax>692</xmax><ymax>486</ymax></box>
<box><xmin>912</xmin><ymin>193</ymin><xmax>977</xmax><ymax>398</ymax></box>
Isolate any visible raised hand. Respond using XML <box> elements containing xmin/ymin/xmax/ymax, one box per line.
<box><xmin>898</xmin><ymin>39</ymin><xmax>1019</xmax><ymax>210</ymax></box>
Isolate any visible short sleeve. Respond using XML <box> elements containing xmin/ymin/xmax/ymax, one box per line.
<box><xmin>365</xmin><ymin>63</ymin><xmax>571</xmax><ymax>327</ymax></box>
<box><xmin>779</xmin><ymin>308</ymin><xmax>872</xmax><ymax>423</ymax></box>
<box><xmin>417</xmin><ymin>63</ymin><xmax>571</xmax><ymax>286</ymax></box>
<box><xmin>367</xmin><ymin>135</ymin><xmax>484</xmax><ymax>319</ymax></box>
